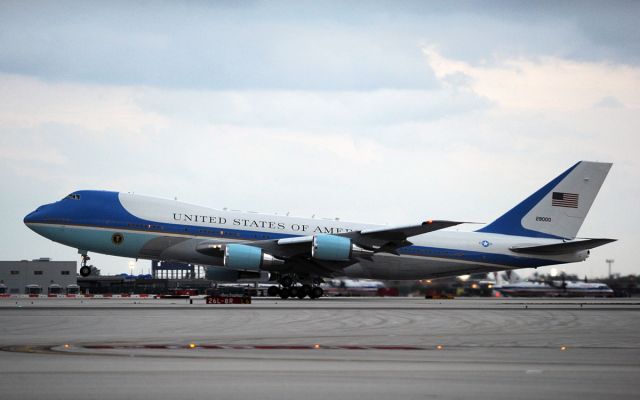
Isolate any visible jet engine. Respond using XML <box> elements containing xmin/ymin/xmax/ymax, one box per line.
<box><xmin>224</xmin><ymin>244</ymin><xmax>284</xmax><ymax>270</ymax></box>
<box><xmin>311</xmin><ymin>235</ymin><xmax>372</xmax><ymax>261</ymax></box>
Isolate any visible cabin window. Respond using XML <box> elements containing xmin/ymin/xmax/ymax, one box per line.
<box><xmin>65</xmin><ymin>194</ymin><xmax>81</xmax><ymax>200</ymax></box>
<box><xmin>10</xmin><ymin>270</ymin><xmax>19</xmax><ymax>275</ymax></box>
<box><xmin>61</xmin><ymin>271</ymin><xmax>70</xmax><ymax>275</ymax></box>
<box><xmin>34</xmin><ymin>271</ymin><xmax>43</xmax><ymax>275</ymax></box>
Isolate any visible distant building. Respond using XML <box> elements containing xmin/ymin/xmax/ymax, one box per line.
<box><xmin>0</xmin><ymin>258</ymin><xmax>77</xmax><ymax>294</ymax></box>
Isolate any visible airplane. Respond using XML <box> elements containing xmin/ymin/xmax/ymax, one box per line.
<box><xmin>23</xmin><ymin>161</ymin><xmax>615</xmax><ymax>299</ymax></box>
<box><xmin>495</xmin><ymin>280</ymin><xmax>614</xmax><ymax>297</ymax></box>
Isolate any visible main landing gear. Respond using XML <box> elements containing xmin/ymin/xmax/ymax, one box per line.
<box><xmin>267</xmin><ymin>276</ymin><xmax>324</xmax><ymax>300</ymax></box>
<box><xmin>79</xmin><ymin>253</ymin><xmax>92</xmax><ymax>277</ymax></box>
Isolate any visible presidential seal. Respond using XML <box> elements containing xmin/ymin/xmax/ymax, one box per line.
<box><xmin>112</xmin><ymin>233</ymin><xmax>124</xmax><ymax>245</ymax></box>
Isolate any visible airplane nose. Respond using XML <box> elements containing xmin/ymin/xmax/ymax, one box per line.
<box><xmin>24</xmin><ymin>210</ymin><xmax>37</xmax><ymax>224</ymax></box>
<box><xmin>24</xmin><ymin>206</ymin><xmax>44</xmax><ymax>225</ymax></box>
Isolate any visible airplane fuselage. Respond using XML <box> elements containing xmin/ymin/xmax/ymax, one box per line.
<box><xmin>24</xmin><ymin>191</ymin><xmax>587</xmax><ymax>280</ymax></box>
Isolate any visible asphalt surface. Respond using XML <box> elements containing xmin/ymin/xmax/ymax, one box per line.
<box><xmin>1</xmin><ymin>297</ymin><xmax>639</xmax><ymax>400</ymax></box>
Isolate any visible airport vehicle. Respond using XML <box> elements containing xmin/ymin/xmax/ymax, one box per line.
<box><xmin>24</xmin><ymin>161</ymin><xmax>615</xmax><ymax>299</ymax></box>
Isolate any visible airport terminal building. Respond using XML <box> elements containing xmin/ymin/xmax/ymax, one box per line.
<box><xmin>0</xmin><ymin>258</ymin><xmax>77</xmax><ymax>295</ymax></box>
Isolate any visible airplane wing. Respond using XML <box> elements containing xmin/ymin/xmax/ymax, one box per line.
<box><xmin>196</xmin><ymin>220</ymin><xmax>463</xmax><ymax>260</ymax></box>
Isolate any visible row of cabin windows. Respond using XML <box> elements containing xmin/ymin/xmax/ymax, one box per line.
<box><xmin>9</xmin><ymin>271</ymin><xmax>70</xmax><ymax>275</ymax></box>
<box><xmin>127</xmin><ymin>223</ymin><xmax>162</xmax><ymax>230</ymax></box>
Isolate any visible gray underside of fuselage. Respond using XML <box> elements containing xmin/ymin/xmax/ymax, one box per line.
<box><xmin>139</xmin><ymin>236</ymin><xmax>505</xmax><ymax>280</ymax></box>
<box><xmin>138</xmin><ymin>236</ymin><xmax>224</xmax><ymax>265</ymax></box>
<box><xmin>341</xmin><ymin>255</ymin><xmax>506</xmax><ymax>280</ymax></box>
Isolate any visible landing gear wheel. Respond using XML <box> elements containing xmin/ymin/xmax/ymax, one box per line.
<box><xmin>289</xmin><ymin>286</ymin><xmax>299</xmax><ymax>298</ymax></box>
<box><xmin>267</xmin><ymin>285</ymin><xmax>280</xmax><ymax>297</ymax></box>
<box><xmin>279</xmin><ymin>287</ymin><xmax>291</xmax><ymax>299</ymax></box>
<box><xmin>310</xmin><ymin>286</ymin><xmax>323</xmax><ymax>299</ymax></box>
<box><xmin>280</xmin><ymin>276</ymin><xmax>294</xmax><ymax>288</ymax></box>
<box><xmin>298</xmin><ymin>284</ymin><xmax>311</xmax><ymax>299</ymax></box>
<box><xmin>79</xmin><ymin>266</ymin><xmax>91</xmax><ymax>277</ymax></box>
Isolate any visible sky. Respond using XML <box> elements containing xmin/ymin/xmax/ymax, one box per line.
<box><xmin>0</xmin><ymin>0</ymin><xmax>638</xmax><ymax>278</ymax></box>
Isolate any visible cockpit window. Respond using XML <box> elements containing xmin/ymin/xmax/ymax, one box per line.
<box><xmin>65</xmin><ymin>194</ymin><xmax>81</xmax><ymax>200</ymax></box>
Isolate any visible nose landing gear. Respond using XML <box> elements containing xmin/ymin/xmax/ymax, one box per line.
<box><xmin>79</xmin><ymin>252</ymin><xmax>92</xmax><ymax>277</ymax></box>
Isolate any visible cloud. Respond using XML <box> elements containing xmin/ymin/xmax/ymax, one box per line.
<box><xmin>2</xmin><ymin>1</ymin><xmax>639</xmax><ymax>91</ymax></box>
<box><xmin>0</xmin><ymin>2</ymin><xmax>438</xmax><ymax>90</ymax></box>
<box><xmin>134</xmin><ymin>87</ymin><xmax>489</xmax><ymax>131</ymax></box>
<box><xmin>0</xmin><ymin>74</ymin><xmax>168</xmax><ymax>138</ymax></box>
<box><xmin>423</xmin><ymin>48</ymin><xmax>640</xmax><ymax>110</ymax></box>
<box><xmin>594</xmin><ymin>96</ymin><xmax>624</xmax><ymax>109</ymax></box>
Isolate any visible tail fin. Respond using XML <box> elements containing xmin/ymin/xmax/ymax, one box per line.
<box><xmin>477</xmin><ymin>161</ymin><xmax>612</xmax><ymax>239</ymax></box>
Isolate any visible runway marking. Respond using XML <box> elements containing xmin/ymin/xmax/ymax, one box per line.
<box><xmin>2</xmin><ymin>344</ymin><xmax>638</xmax><ymax>369</ymax></box>
<box><xmin>2</xmin><ymin>341</ymin><xmax>638</xmax><ymax>358</ymax></box>
<box><xmin>79</xmin><ymin>344</ymin><xmax>427</xmax><ymax>351</ymax></box>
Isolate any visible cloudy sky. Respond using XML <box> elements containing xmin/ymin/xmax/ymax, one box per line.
<box><xmin>1</xmin><ymin>1</ymin><xmax>638</xmax><ymax>277</ymax></box>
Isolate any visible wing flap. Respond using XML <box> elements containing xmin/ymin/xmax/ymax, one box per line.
<box><xmin>358</xmin><ymin>220</ymin><xmax>463</xmax><ymax>242</ymax></box>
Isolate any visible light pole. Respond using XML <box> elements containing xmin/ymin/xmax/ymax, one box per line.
<box><xmin>128</xmin><ymin>260</ymin><xmax>136</xmax><ymax>276</ymax></box>
<box><xmin>606</xmin><ymin>259</ymin><xmax>614</xmax><ymax>279</ymax></box>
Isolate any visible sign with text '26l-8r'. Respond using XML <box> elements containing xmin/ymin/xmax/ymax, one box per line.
<box><xmin>205</xmin><ymin>295</ymin><xmax>251</xmax><ymax>304</ymax></box>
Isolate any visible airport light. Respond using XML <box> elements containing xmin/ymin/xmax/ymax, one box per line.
<box><xmin>128</xmin><ymin>260</ymin><xmax>136</xmax><ymax>275</ymax></box>
<box><xmin>606</xmin><ymin>259</ymin><xmax>614</xmax><ymax>279</ymax></box>
<box><xmin>560</xmin><ymin>346</ymin><xmax>567</xmax><ymax>351</ymax></box>
<box><xmin>188</xmin><ymin>343</ymin><xmax>197</xmax><ymax>349</ymax></box>
<box><xmin>313</xmin><ymin>344</ymin><xmax>321</xmax><ymax>349</ymax></box>
<box><xmin>436</xmin><ymin>345</ymin><xmax>444</xmax><ymax>350</ymax></box>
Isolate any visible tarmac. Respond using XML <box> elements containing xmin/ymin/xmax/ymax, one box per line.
<box><xmin>1</xmin><ymin>297</ymin><xmax>639</xmax><ymax>400</ymax></box>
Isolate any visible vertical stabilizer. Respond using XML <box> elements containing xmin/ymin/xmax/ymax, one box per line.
<box><xmin>477</xmin><ymin>161</ymin><xmax>612</xmax><ymax>239</ymax></box>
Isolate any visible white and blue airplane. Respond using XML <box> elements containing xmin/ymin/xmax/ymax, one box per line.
<box><xmin>24</xmin><ymin>161</ymin><xmax>615</xmax><ymax>299</ymax></box>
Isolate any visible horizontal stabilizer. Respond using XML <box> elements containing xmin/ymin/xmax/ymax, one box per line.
<box><xmin>510</xmin><ymin>238</ymin><xmax>616</xmax><ymax>255</ymax></box>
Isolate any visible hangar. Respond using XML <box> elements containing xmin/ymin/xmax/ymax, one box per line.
<box><xmin>0</xmin><ymin>258</ymin><xmax>77</xmax><ymax>295</ymax></box>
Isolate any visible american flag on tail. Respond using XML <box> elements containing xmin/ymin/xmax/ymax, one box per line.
<box><xmin>552</xmin><ymin>192</ymin><xmax>579</xmax><ymax>208</ymax></box>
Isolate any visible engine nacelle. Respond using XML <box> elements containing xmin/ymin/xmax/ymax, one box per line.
<box><xmin>205</xmin><ymin>266</ymin><xmax>265</xmax><ymax>282</ymax></box>
<box><xmin>311</xmin><ymin>235</ymin><xmax>372</xmax><ymax>261</ymax></box>
<box><xmin>224</xmin><ymin>244</ymin><xmax>284</xmax><ymax>271</ymax></box>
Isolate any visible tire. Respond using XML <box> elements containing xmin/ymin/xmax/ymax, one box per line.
<box><xmin>279</xmin><ymin>287</ymin><xmax>291</xmax><ymax>299</ymax></box>
<box><xmin>289</xmin><ymin>286</ymin><xmax>299</xmax><ymax>298</ymax></box>
<box><xmin>298</xmin><ymin>284</ymin><xmax>311</xmax><ymax>299</ymax></box>
<box><xmin>310</xmin><ymin>286</ymin><xmax>323</xmax><ymax>299</ymax></box>
<box><xmin>267</xmin><ymin>285</ymin><xmax>280</xmax><ymax>297</ymax></box>
<box><xmin>79</xmin><ymin>266</ymin><xmax>91</xmax><ymax>277</ymax></box>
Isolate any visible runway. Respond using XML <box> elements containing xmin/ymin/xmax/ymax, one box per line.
<box><xmin>1</xmin><ymin>297</ymin><xmax>639</xmax><ymax>399</ymax></box>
